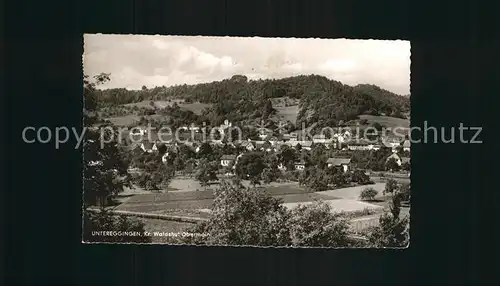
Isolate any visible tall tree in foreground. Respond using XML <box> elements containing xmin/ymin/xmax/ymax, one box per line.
<box><xmin>367</xmin><ymin>191</ymin><xmax>409</xmax><ymax>248</ymax></box>
<box><xmin>83</xmin><ymin>73</ymin><xmax>129</xmax><ymax>207</ymax></box>
<box><xmin>288</xmin><ymin>201</ymin><xmax>351</xmax><ymax>247</ymax></box>
<box><xmin>83</xmin><ymin>73</ymin><xmax>150</xmax><ymax>243</ymax></box>
<box><xmin>179</xmin><ymin>181</ymin><xmax>354</xmax><ymax>247</ymax></box>
<box><xmin>186</xmin><ymin>181</ymin><xmax>291</xmax><ymax>246</ymax></box>
<box><xmin>195</xmin><ymin>158</ymin><xmax>218</xmax><ymax>188</ymax></box>
<box><xmin>235</xmin><ymin>152</ymin><xmax>267</xmax><ymax>185</ymax></box>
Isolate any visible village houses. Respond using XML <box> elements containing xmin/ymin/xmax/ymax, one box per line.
<box><xmin>327</xmin><ymin>157</ymin><xmax>352</xmax><ymax>173</ymax></box>
<box><xmin>294</xmin><ymin>159</ymin><xmax>306</xmax><ymax>171</ymax></box>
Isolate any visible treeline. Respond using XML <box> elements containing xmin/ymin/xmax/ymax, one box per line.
<box><xmin>94</xmin><ymin>74</ymin><xmax>410</xmax><ymax>126</ymax></box>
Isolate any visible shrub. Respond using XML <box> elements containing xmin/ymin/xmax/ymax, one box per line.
<box><xmin>178</xmin><ymin>181</ymin><xmax>354</xmax><ymax>247</ymax></box>
<box><xmin>288</xmin><ymin>201</ymin><xmax>351</xmax><ymax>247</ymax></box>
<box><xmin>359</xmin><ymin>187</ymin><xmax>378</xmax><ymax>201</ymax></box>
<box><xmin>384</xmin><ymin>179</ymin><xmax>399</xmax><ymax>195</ymax></box>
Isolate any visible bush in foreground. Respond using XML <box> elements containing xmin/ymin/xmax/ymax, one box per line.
<box><xmin>367</xmin><ymin>191</ymin><xmax>409</xmax><ymax>248</ymax></box>
<box><xmin>178</xmin><ymin>181</ymin><xmax>352</xmax><ymax>247</ymax></box>
<box><xmin>359</xmin><ymin>187</ymin><xmax>378</xmax><ymax>201</ymax></box>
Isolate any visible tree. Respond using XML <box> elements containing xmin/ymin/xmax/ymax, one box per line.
<box><xmin>372</xmin><ymin>122</ymin><xmax>383</xmax><ymax>131</ymax></box>
<box><xmin>367</xmin><ymin>191</ymin><xmax>409</xmax><ymax>248</ymax></box>
<box><xmin>83</xmin><ymin>74</ymin><xmax>128</xmax><ymax>207</ymax></box>
<box><xmin>197</xmin><ymin>142</ymin><xmax>213</xmax><ymax>159</ymax></box>
<box><xmin>235</xmin><ymin>152</ymin><xmax>267</xmax><ymax>185</ymax></box>
<box><xmin>351</xmin><ymin>169</ymin><xmax>373</xmax><ymax>185</ymax></box>
<box><xmin>330</xmin><ymin>172</ymin><xmax>348</xmax><ymax>187</ymax></box>
<box><xmin>182</xmin><ymin>181</ymin><xmax>291</xmax><ymax>246</ymax></box>
<box><xmin>399</xmin><ymin>183</ymin><xmax>411</xmax><ymax>202</ymax></box>
<box><xmin>401</xmin><ymin>161</ymin><xmax>411</xmax><ymax>172</ymax></box>
<box><xmin>278</xmin><ymin>145</ymin><xmax>297</xmax><ymax>171</ymax></box>
<box><xmin>262</xmin><ymin>99</ymin><xmax>276</xmax><ymax>119</ymax></box>
<box><xmin>288</xmin><ymin>201</ymin><xmax>351</xmax><ymax>247</ymax></box>
<box><xmin>184</xmin><ymin>158</ymin><xmax>197</xmax><ymax>177</ymax></box>
<box><xmin>384</xmin><ymin>179</ymin><xmax>399</xmax><ymax>195</ymax></box>
<box><xmin>261</xmin><ymin>167</ymin><xmax>279</xmax><ymax>184</ymax></box>
<box><xmin>310</xmin><ymin>144</ymin><xmax>328</xmax><ymax>168</ymax></box>
<box><xmin>359</xmin><ymin>187</ymin><xmax>378</xmax><ymax>201</ymax></box>
<box><xmin>154</xmin><ymin>163</ymin><xmax>175</xmax><ymax>189</ymax></box>
<box><xmin>295</xmin><ymin>143</ymin><xmax>302</xmax><ymax>151</ymax></box>
<box><xmin>195</xmin><ymin>159</ymin><xmax>218</xmax><ymax>187</ymax></box>
<box><xmin>386</xmin><ymin>158</ymin><xmax>400</xmax><ymax>171</ymax></box>
<box><xmin>178</xmin><ymin>181</ymin><xmax>353</xmax><ymax>247</ymax></box>
<box><xmin>303</xmin><ymin>167</ymin><xmax>329</xmax><ymax>192</ymax></box>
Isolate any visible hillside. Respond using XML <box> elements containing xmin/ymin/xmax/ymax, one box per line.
<box><xmin>94</xmin><ymin>74</ymin><xmax>410</xmax><ymax>128</ymax></box>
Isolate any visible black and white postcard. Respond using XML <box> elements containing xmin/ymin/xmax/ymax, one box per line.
<box><xmin>82</xmin><ymin>34</ymin><xmax>411</xmax><ymax>248</ymax></box>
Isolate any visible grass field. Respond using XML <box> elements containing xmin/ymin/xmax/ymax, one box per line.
<box><xmin>123</xmin><ymin>100</ymin><xmax>212</xmax><ymax>115</ymax></box>
<box><xmin>316</xmin><ymin>183</ymin><xmax>386</xmax><ymax>200</ymax></box>
<box><xmin>114</xmin><ymin>178</ymin><xmax>410</xmax><ymax>235</ymax></box>
<box><xmin>358</xmin><ymin>115</ymin><xmax>410</xmax><ymax>129</ymax></box>
<box><xmin>282</xmin><ymin>199</ymin><xmax>384</xmax><ymax>213</ymax></box>
<box><xmin>179</xmin><ymin>102</ymin><xmax>212</xmax><ymax>115</ymax></box>
<box><xmin>274</xmin><ymin>105</ymin><xmax>299</xmax><ymax>123</ymax></box>
<box><xmin>105</xmin><ymin>115</ymin><xmax>140</xmax><ymax>126</ymax></box>
<box><xmin>119</xmin><ymin>179</ymin><xmax>410</xmax><ymax>235</ymax></box>
<box><xmin>114</xmin><ymin>181</ymin><xmax>337</xmax><ymax>213</ymax></box>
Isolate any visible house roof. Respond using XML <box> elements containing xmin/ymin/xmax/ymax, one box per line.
<box><xmin>242</xmin><ymin>141</ymin><xmax>256</xmax><ymax>147</ymax></box>
<box><xmin>142</xmin><ymin>141</ymin><xmax>154</xmax><ymax>149</ymax></box>
<box><xmin>401</xmin><ymin>157</ymin><xmax>410</xmax><ymax>164</ymax></box>
<box><xmin>386</xmin><ymin>153</ymin><xmax>401</xmax><ymax>161</ymax></box>
<box><xmin>327</xmin><ymin>157</ymin><xmax>352</xmax><ymax>165</ymax></box>
<box><xmin>221</xmin><ymin>154</ymin><xmax>237</xmax><ymax>160</ymax></box>
<box><xmin>402</xmin><ymin>140</ymin><xmax>411</xmax><ymax>147</ymax></box>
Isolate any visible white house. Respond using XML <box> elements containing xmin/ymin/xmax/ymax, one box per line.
<box><xmin>326</xmin><ymin>157</ymin><xmax>351</xmax><ymax>173</ymax></box>
<box><xmin>221</xmin><ymin>154</ymin><xmax>237</xmax><ymax>167</ymax></box>
<box><xmin>386</xmin><ymin>153</ymin><xmax>402</xmax><ymax>166</ymax></box>
<box><xmin>161</xmin><ymin>152</ymin><xmax>169</xmax><ymax>163</ymax></box>
<box><xmin>294</xmin><ymin>160</ymin><xmax>306</xmax><ymax>171</ymax></box>
<box><xmin>402</xmin><ymin>140</ymin><xmax>411</xmax><ymax>152</ymax></box>
<box><xmin>219</xmin><ymin>119</ymin><xmax>232</xmax><ymax>135</ymax></box>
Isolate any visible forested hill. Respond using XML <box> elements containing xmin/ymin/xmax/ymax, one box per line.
<box><xmin>93</xmin><ymin>74</ymin><xmax>410</xmax><ymax>126</ymax></box>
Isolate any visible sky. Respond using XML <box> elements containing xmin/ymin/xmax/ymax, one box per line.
<box><xmin>83</xmin><ymin>34</ymin><xmax>410</xmax><ymax>95</ymax></box>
